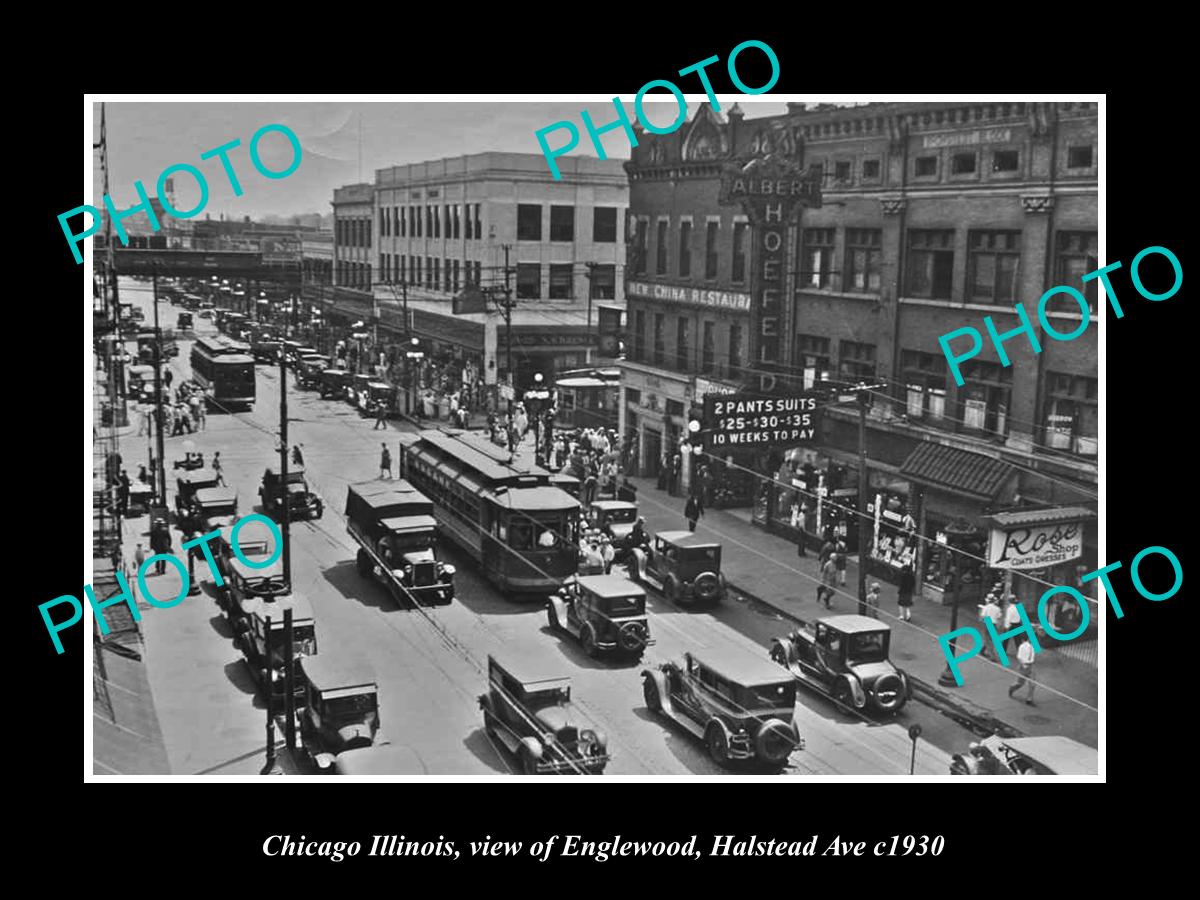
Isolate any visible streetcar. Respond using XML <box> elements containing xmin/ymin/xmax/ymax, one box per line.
<box><xmin>190</xmin><ymin>335</ymin><xmax>256</xmax><ymax>410</ymax></box>
<box><xmin>398</xmin><ymin>429</ymin><xmax>580</xmax><ymax>599</ymax></box>
<box><xmin>553</xmin><ymin>368</ymin><xmax>620</xmax><ymax>431</ymax></box>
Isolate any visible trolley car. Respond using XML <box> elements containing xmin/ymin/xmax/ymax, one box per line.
<box><xmin>399</xmin><ymin>429</ymin><xmax>580</xmax><ymax>599</ymax></box>
<box><xmin>553</xmin><ymin>368</ymin><xmax>620</xmax><ymax>431</ymax></box>
<box><xmin>190</xmin><ymin>335</ymin><xmax>256</xmax><ymax>409</ymax></box>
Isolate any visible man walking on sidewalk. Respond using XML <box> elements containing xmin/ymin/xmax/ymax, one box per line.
<box><xmin>835</xmin><ymin>539</ymin><xmax>848</xmax><ymax>586</ymax></box>
<box><xmin>374</xmin><ymin>402</ymin><xmax>389</xmax><ymax>430</ymax></box>
<box><xmin>379</xmin><ymin>443</ymin><xmax>392</xmax><ymax>479</ymax></box>
<box><xmin>1002</xmin><ymin>595</ymin><xmax>1023</xmax><ymax>657</ymax></box>
<box><xmin>1008</xmin><ymin>636</ymin><xmax>1037</xmax><ymax>706</ymax></box>
<box><xmin>865</xmin><ymin>582</ymin><xmax>881</xmax><ymax>619</ymax></box>
<box><xmin>684</xmin><ymin>494</ymin><xmax>702</xmax><ymax>532</ymax></box>
<box><xmin>817</xmin><ymin>554</ymin><xmax>838</xmax><ymax>609</ymax></box>
<box><xmin>979</xmin><ymin>594</ymin><xmax>1003</xmax><ymax>660</ymax></box>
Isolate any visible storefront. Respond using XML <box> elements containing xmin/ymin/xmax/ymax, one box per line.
<box><xmin>510</xmin><ymin>328</ymin><xmax>592</xmax><ymax>394</ymax></box>
<box><xmin>619</xmin><ymin>361</ymin><xmax>690</xmax><ymax>483</ymax></box>
<box><xmin>409</xmin><ymin>307</ymin><xmax>487</xmax><ymax>414</ymax></box>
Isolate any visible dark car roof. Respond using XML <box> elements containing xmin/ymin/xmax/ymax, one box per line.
<box><xmin>243</xmin><ymin>590</ymin><xmax>315</xmax><ymax>625</ymax></box>
<box><xmin>819</xmin><ymin>614</ymin><xmax>892</xmax><ymax>635</ymax></box>
<box><xmin>690</xmin><ymin>645</ymin><xmax>793</xmax><ymax>688</ymax></box>
<box><xmin>488</xmin><ymin>654</ymin><xmax>571</xmax><ymax>692</ymax></box>
<box><xmin>658</xmin><ymin>530</ymin><xmax>721</xmax><ymax>549</ymax></box>
<box><xmin>575</xmin><ymin>574</ymin><xmax>646</xmax><ymax>600</ymax></box>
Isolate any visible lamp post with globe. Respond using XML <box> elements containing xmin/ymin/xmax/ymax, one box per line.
<box><xmin>937</xmin><ymin>517</ymin><xmax>980</xmax><ymax>687</ymax></box>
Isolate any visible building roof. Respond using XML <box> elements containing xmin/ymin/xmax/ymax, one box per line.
<box><xmin>899</xmin><ymin>442</ymin><xmax>1015</xmax><ymax>501</ymax></box>
<box><xmin>986</xmin><ymin>507</ymin><xmax>1096</xmax><ymax>528</ymax></box>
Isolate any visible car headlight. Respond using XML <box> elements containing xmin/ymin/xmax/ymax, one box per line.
<box><xmin>404</xmin><ymin>564</ymin><xmax>413</xmax><ymax>573</ymax></box>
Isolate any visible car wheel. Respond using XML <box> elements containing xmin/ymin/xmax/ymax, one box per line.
<box><xmin>873</xmin><ymin>673</ymin><xmax>907</xmax><ymax>713</ymax></box>
<box><xmin>705</xmin><ymin>722</ymin><xmax>729</xmax><ymax>767</ymax></box>
<box><xmin>581</xmin><ymin>625</ymin><xmax>600</xmax><ymax>659</ymax></box>
<box><xmin>546</xmin><ymin>604</ymin><xmax>559</xmax><ymax>631</ymax></box>
<box><xmin>355</xmin><ymin>548</ymin><xmax>372</xmax><ymax>577</ymax></box>
<box><xmin>755</xmin><ymin>719</ymin><xmax>796</xmax><ymax>768</ymax></box>
<box><xmin>642</xmin><ymin>677</ymin><xmax>662</xmax><ymax>713</ymax></box>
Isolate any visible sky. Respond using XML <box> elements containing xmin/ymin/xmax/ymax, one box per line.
<box><xmin>91</xmin><ymin>99</ymin><xmax>789</xmax><ymax>221</ymax></box>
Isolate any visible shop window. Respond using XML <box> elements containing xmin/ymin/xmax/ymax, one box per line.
<box><xmin>906</xmin><ymin>229</ymin><xmax>954</xmax><ymax>299</ymax></box>
<box><xmin>705</xmin><ymin>221</ymin><xmax>719</xmax><ymax>279</ymax></box>
<box><xmin>901</xmin><ymin>350</ymin><xmax>947</xmax><ymax>421</ymax></box>
<box><xmin>516</xmin><ymin>263</ymin><xmax>541</xmax><ymax>300</ymax></box>
<box><xmin>550</xmin><ymin>205</ymin><xmax>575</xmax><ymax>242</ymax></box>
<box><xmin>1055</xmin><ymin>231</ymin><xmax>1098</xmax><ymax>309</ymax></box>
<box><xmin>731</xmin><ymin>222</ymin><xmax>747</xmax><ymax>283</ymax></box>
<box><xmin>1067</xmin><ymin>145</ymin><xmax>1093</xmax><ymax>169</ymax></box>
<box><xmin>549</xmin><ymin>264</ymin><xmax>573</xmax><ymax>300</ymax></box>
<box><xmin>593</xmin><ymin>207</ymin><xmax>617</xmax><ymax>243</ymax></box>
<box><xmin>517</xmin><ymin>204</ymin><xmax>542</xmax><ymax>241</ymax></box>
<box><xmin>845</xmin><ymin>228</ymin><xmax>882</xmax><ymax>293</ymax></box>
<box><xmin>951</xmin><ymin>152</ymin><xmax>977</xmax><ymax>175</ymax></box>
<box><xmin>656</xmin><ymin>219</ymin><xmax>669</xmax><ymax>274</ymax></box>
<box><xmin>914</xmin><ymin>155</ymin><xmax>938</xmax><ymax>178</ymax></box>
<box><xmin>701</xmin><ymin>321</ymin><xmax>715</xmax><ymax>374</ymax></box>
<box><xmin>633</xmin><ymin>310</ymin><xmax>646</xmax><ymax>362</ymax></box>
<box><xmin>666</xmin><ymin>399</ymin><xmax>685</xmax><ymax>418</ymax></box>
<box><xmin>676</xmin><ymin>317</ymin><xmax>690</xmax><ymax>370</ymax></box>
<box><xmin>653</xmin><ymin>314</ymin><xmax>665</xmax><ymax>366</ymax></box>
<box><xmin>834</xmin><ymin>160</ymin><xmax>852</xmax><ymax>185</ymax></box>
<box><xmin>678</xmin><ymin>220</ymin><xmax>692</xmax><ymax>277</ymax></box>
<box><xmin>968</xmin><ymin>230</ymin><xmax>1021</xmax><ymax>304</ymax></box>
<box><xmin>590</xmin><ymin>263</ymin><xmax>615</xmax><ymax>300</ymax></box>
<box><xmin>862</xmin><ymin>158</ymin><xmax>881</xmax><ymax>181</ymax></box>
<box><xmin>1044</xmin><ymin>372</ymin><xmax>1098</xmax><ymax>456</ymax></box>
<box><xmin>993</xmin><ymin>149</ymin><xmax>1019</xmax><ymax>172</ymax></box>
<box><xmin>838</xmin><ymin>340</ymin><xmax>876</xmax><ymax>383</ymax></box>
<box><xmin>802</xmin><ymin>228</ymin><xmax>835</xmax><ymax>289</ymax></box>
<box><xmin>958</xmin><ymin>360</ymin><xmax>1011</xmax><ymax>436</ymax></box>
<box><xmin>452</xmin><ymin>259</ymin><xmax>460</xmax><ymax>293</ymax></box>
<box><xmin>795</xmin><ymin>334</ymin><xmax>831</xmax><ymax>388</ymax></box>
<box><xmin>729</xmin><ymin>323</ymin><xmax>743</xmax><ymax>373</ymax></box>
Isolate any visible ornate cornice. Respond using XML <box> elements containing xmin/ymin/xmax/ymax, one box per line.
<box><xmin>1020</xmin><ymin>193</ymin><xmax>1055</xmax><ymax>214</ymax></box>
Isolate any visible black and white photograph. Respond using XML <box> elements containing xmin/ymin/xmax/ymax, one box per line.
<box><xmin>79</xmin><ymin>95</ymin><xmax>1103</xmax><ymax>781</ymax></box>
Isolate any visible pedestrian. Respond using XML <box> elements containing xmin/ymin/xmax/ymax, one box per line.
<box><xmin>136</xmin><ymin>402</ymin><xmax>150</xmax><ymax>436</ymax></box>
<box><xmin>164</xmin><ymin>369</ymin><xmax>174</xmax><ymax>390</ymax></box>
<box><xmin>835</xmin><ymin>539</ymin><xmax>848</xmax><ymax>586</ymax></box>
<box><xmin>600</xmin><ymin>536</ymin><xmax>615</xmax><ymax>574</ymax></box>
<box><xmin>116</xmin><ymin>470</ymin><xmax>130</xmax><ymax>519</ymax></box>
<box><xmin>897</xmin><ymin>563</ymin><xmax>915</xmax><ymax>621</ymax></box>
<box><xmin>819</xmin><ymin>537</ymin><xmax>836</xmax><ymax>566</ymax></box>
<box><xmin>1003</xmin><ymin>594</ymin><xmax>1023</xmax><ymax>658</ymax></box>
<box><xmin>197</xmin><ymin>394</ymin><xmax>207</xmax><ymax>431</ymax></box>
<box><xmin>699</xmin><ymin>464</ymin><xmax>713</xmax><ymax>508</ymax></box>
<box><xmin>133</xmin><ymin>542</ymin><xmax>147</xmax><ymax>573</ymax></box>
<box><xmin>150</xmin><ymin>522</ymin><xmax>172</xmax><ymax>575</ymax></box>
<box><xmin>212</xmin><ymin>451</ymin><xmax>225</xmax><ymax>486</ymax></box>
<box><xmin>865</xmin><ymin>582</ymin><xmax>882</xmax><ymax>619</ymax></box>
<box><xmin>374</xmin><ymin>400</ymin><xmax>388</xmax><ymax>429</ymax></box>
<box><xmin>796</xmin><ymin>533</ymin><xmax>807</xmax><ymax>558</ymax></box>
<box><xmin>1007</xmin><ymin>635</ymin><xmax>1037</xmax><ymax>706</ymax></box>
<box><xmin>979</xmin><ymin>593</ymin><xmax>1003</xmax><ymax>660</ymax></box>
<box><xmin>684</xmin><ymin>494</ymin><xmax>702</xmax><ymax>532</ymax></box>
<box><xmin>669</xmin><ymin>453</ymin><xmax>682</xmax><ymax>497</ymax></box>
<box><xmin>292</xmin><ymin>445</ymin><xmax>305</xmax><ymax>467</ymax></box>
<box><xmin>188</xmin><ymin>393</ymin><xmax>202</xmax><ymax>430</ymax></box>
<box><xmin>379</xmin><ymin>443</ymin><xmax>392</xmax><ymax>479</ymax></box>
<box><xmin>817</xmin><ymin>554</ymin><xmax>838</xmax><ymax>609</ymax></box>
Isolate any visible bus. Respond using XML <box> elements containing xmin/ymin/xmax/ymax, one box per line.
<box><xmin>399</xmin><ymin>429</ymin><xmax>580</xmax><ymax>599</ymax></box>
<box><xmin>553</xmin><ymin>368</ymin><xmax>620</xmax><ymax>431</ymax></box>
<box><xmin>191</xmin><ymin>335</ymin><xmax>256</xmax><ymax>410</ymax></box>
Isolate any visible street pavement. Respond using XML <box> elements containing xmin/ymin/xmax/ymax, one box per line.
<box><xmin>625</xmin><ymin>476</ymin><xmax>1099</xmax><ymax>750</ymax></box>
<box><xmin>98</xmin><ymin>279</ymin><xmax>998</xmax><ymax>776</ymax></box>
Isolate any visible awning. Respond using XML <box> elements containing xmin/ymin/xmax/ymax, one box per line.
<box><xmin>985</xmin><ymin>506</ymin><xmax>1096</xmax><ymax>529</ymax></box>
<box><xmin>899</xmin><ymin>442</ymin><xmax>1015</xmax><ymax>502</ymax></box>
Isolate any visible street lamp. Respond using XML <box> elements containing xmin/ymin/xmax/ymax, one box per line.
<box><xmin>937</xmin><ymin>517</ymin><xmax>979</xmax><ymax>687</ymax></box>
<box><xmin>404</xmin><ymin>337</ymin><xmax>424</xmax><ymax>416</ymax></box>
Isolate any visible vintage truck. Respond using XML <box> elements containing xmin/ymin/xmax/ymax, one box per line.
<box><xmin>295</xmin><ymin>655</ymin><xmax>382</xmax><ymax>772</ymax></box>
<box><xmin>232</xmin><ymin>590</ymin><xmax>318</xmax><ymax>706</ymax></box>
<box><xmin>345</xmin><ymin>481</ymin><xmax>455</xmax><ymax>606</ymax></box>
<box><xmin>259</xmin><ymin>467</ymin><xmax>323</xmax><ymax>522</ymax></box>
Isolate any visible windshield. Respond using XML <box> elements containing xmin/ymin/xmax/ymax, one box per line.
<box><xmin>270</xmin><ymin>624</ymin><xmax>316</xmax><ymax>657</ymax></box>
<box><xmin>604</xmin><ymin>595</ymin><xmax>645</xmax><ymax>617</ymax></box>
<box><xmin>324</xmin><ymin>693</ymin><xmax>378</xmax><ymax>720</ymax></box>
<box><xmin>744</xmin><ymin>681</ymin><xmax>796</xmax><ymax>711</ymax></box>
<box><xmin>683</xmin><ymin>547</ymin><xmax>720</xmax><ymax>565</ymax></box>
<box><xmin>511</xmin><ymin>517</ymin><xmax>569</xmax><ymax>550</ymax></box>
<box><xmin>391</xmin><ymin>532</ymin><xmax>434</xmax><ymax>552</ymax></box>
<box><xmin>202</xmin><ymin>502</ymin><xmax>237</xmax><ymax>517</ymax></box>
<box><xmin>605</xmin><ymin>507</ymin><xmax>637</xmax><ymax>524</ymax></box>
<box><xmin>847</xmin><ymin>631</ymin><xmax>888</xmax><ymax>665</ymax></box>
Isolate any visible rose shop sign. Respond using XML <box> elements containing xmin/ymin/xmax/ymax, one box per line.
<box><xmin>719</xmin><ymin>156</ymin><xmax>822</xmax><ymax>390</ymax></box>
<box><xmin>986</xmin><ymin>513</ymin><xmax>1089</xmax><ymax>571</ymax></box>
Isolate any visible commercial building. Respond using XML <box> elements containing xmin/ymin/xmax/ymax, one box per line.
<box><xmin>333</xmin><ymin>182</ymin><xmax>375</xmax><ymax>290</ymax></box>
<box><xmin>620</xmin><ymin>100</ymin><xmax>1098</xmax><ymax>611</ymax></box>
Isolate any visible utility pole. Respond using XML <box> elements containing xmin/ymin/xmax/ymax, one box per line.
<box><xmin>501</xmin><ymin>244</ymin><xmax>514</xmax><ymax>415</ymax></box>
<box><xmin>279</xmin><ymin>345</ymin><xmax>292</xmax><ymax>591</ymax></box>
<box><xmin>283</xmin><ymin>606</ymin><xmax>296</xmax><ymax>752</ymax></box>
<box><xmin>262</xmin><ymin>614</ymin><xmax>277</xmax><ymax>773</ymax></box>
<box><xmin>584</xmin><ymin>261</ymin><xmax>596</xmax><ymax>364</ymax></box>
<box><xmin>856</xmin><ymin>385</ymin><xmax>870</xmax><ymax>617</ymax></box>
<box><xmin>151</xmin><ymin>269</ymin><xmax>167</xmax><ymax>503</ymax></box>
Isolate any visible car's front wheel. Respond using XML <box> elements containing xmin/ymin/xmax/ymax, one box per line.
<box><xmin>581</xmin><ymin>625</ymin><xmax>600</xmax><ymax>659</ymax></box>
<box><xmin>643</xmin><ymin>676</ymin><xmax>662</xmax><ymax>713</ymax></box>
<box><xmin>705</xmin><ymin>722</ymin><xmax>729</xmax><ymax>767</ymax></box>
<box><xmin>546</xmin><ymin>604</ymin><xmax>559</xmax><ymax>631</ymax></box>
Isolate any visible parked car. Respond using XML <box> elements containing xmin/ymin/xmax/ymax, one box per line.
<box><xmin>232</xmin><ymin>591</ymin><xmax>317</xmax><ymax>706</ymax></box>
<box><xmin>296</xmin><ymin>655</ymin><xmax>381</xmax><ymax>771</ymax></box>
<box><xmin>219</xmin><ymin>535</ymin><xmax>287</xmax><ymax>616</ymax></box>
<box><xmin>259</xmin><ymin>466</ymin><xmax>324</xmax><ymax>522</ymax></box>
<box><xmin>770</xmin><ymin>614</ymin><xmax>912</xmax><ymax>715</ymax></box>
<box><xmin>547</xmin><ymin>574</ymin><xmax>653</xmax><ymax>660</ymax></box>
<box><xmin>333</xmin><ymin>744</ymin><xmax>429</xmax><ymax>776</ymax></box>
<box><xmin>175</xmin><ymin>467</ymin><xmax>220</xmax><ymax>519</ymax></box>
<box><xmin>642</xmin><ymin>646</ymin><xmax>803</xmax><ymax>769</ymax></box>
<box><xmin>950</xmin><ymin>735</ymin><xmax>1098</xmax><ymax>776</ymax></box>
<box><xmin>320</xmin><ymin>369</ymin><xmax>352</xmax><ymax>399</ymax></box>
<box><xmin>630</xmin><ymin>531</ymin><xmax>726</xmax><ymax>606</ymax></box>
<box><xmin>478</xmin><ymin>655</ymin><xmax>609</xmax><ymax>775</ymax></box>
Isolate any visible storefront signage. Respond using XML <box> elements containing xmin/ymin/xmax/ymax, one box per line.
<box><xmin>625</xmin><ymin>279</ymin><xmax>751</xmax><ymax>312</ymax></box>
<box><xmin>702</xmin><ymin>392</ymin><xmax>817</xmax><ymax>450</ymax></box>
<box><xmin>693</xmin><ymin>376</ymin><xmax>739</xmax><ymax>399</ymax></box>
<box><xmin>412</xmin><ymin>308</ymin><xmax>484</xmax><ymax>350</ymax></box>
<box><xmin>512</xmin><ymin>331</ymin><xmax>591</xmax><ymax>347</ymax></box>
<box><xmin>922</xmin><ymin>128</ymin><xmax>1011</xmax><ymax>149</ymax></box>
<box><xmin>988</xmin><ymin>520</ymin><xmax>1084</xmax><ymax>570</ymax></box>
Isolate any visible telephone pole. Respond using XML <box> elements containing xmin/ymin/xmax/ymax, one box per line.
<box><xmin>279</xmin><ymin>343</ymin><xmax>292</xmax><ymax>591</ymax></box>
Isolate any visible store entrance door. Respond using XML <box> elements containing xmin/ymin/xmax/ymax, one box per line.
<box><xmin>644</xmin><ymin>428</ymin><xmax>662</xmax><ymax>481</ymax></box>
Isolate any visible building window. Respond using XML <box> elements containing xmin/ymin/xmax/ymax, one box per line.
<box><xmin>678</xmin><ymin>220</ymin><xmax>692</xmax><ymax>277</ymax></box>
<box><xmin>705</xmin><ymin>221</ymin><xmax>719</xmax><ymax>279</ymax></box>
<box><xmin>444</xmin><ymin>205</ymin><xmax>452</xmax><ymax>240</ymax></box>
<box><xmin>834</xmin><ymin>160</ymin><xmax>852</xmax><ymax>184</ymax></box>
<box><xmin>452</xmin><ymin>205</ymin><xmax>461</xmax><ymax>240</ymax></box>
<box><xmin>1056</xmin><ymin>231</ymin><xmax>1098</xmax><ymax>309</ymax></box>
<box><xmin>634</xmin><ymin>310</ymin><xmax>646</xmax><ymax>362</ymax></box>
<box><xmin>452</xmin><ymin>259</ymin><xmax>461</xmax><ymax>295</ymax></box>
<box><xmin>380</xmin><ymin>208</ymin><xmax>388</xmax><ymax>237</ymax></box>
<box><xmin>1067</xmin><ymin>145</ymin><xmax>1093</xmax><ymax>169</ymax></box>
<box><xmin>795</xmin><ymin>334</ymin><xmax>831</xmax><ymax>389</ymax></box>
<box><xmin>802</xmin><ymin>228</ymin><xmax>835</xmax><ymax>289</ymax></box>
<box><xmin>676</xmin><ymin>317</ymin><xmax>690</xmax><ymax>370</ymax></box>
<box><xmin>550</xmin><ymin>205</ymin><xmax>574</xmax><ymax>242</ymax></box>
<box><xmin>518</xmin><ymin>204</ymin><xmax>542</xmax><ymax>241</ymax></box>
<box><xmin>549</xmin><ymin>264</ymin><xmax>573</xmax><ymax>299</ymax></box>
<box><xmin>633</xmin><ymin>217</ymin><xmax>648</xmax><ymax>274</ymax></box>
<box><xmin>427</xmin><ymin>206</ymin><xmax>435</xmax><ymax>239</ymax></box>
<box><xmin>433</xmin><ymin>258</ymin><xmax>441</xmax><ymax>291</ymax></box>
<box><xmin>901</xmin><ymin>350</ymin><xmax>947</xmax><ymax>421</ymax></box>
<box><xmin>701</xmin><ymin>320</ymin><xmax>715</xmax><ymax>374</ymax></box>
<box><xmin>846</xmin><ymin>228</ymin><xmax>882</xmax><ymax>293</ymax></box>
<box><xmin>382</xmin><ymin>252</ymin><xmax>389</xmax><ymax>282</ymax></box>
<box><xmin>400</xmin><ymin>255</ymin><xmax>406</xmax><ymax>285</ymax></box>
<box><xmin>958</xmin><ymin>360</ymin><xmax>1012</xmax><ymax>436</ymax></box>
<box><xmin>414</xmin><ymin>256</ymin><xmax>422</xmax><ymax>286</ymax></box>
<box><xmin>516</xmin><ymin>263</ymin><xmax>541</xmax><ymax>299</ymax></box>
<box><xmin>590</xmin><ymin>263</ymin><xmax>616</xmax><ymax>300</ymax></box>
<box><xmin>1044</xmin><ymin>372</ymin><xmax>1098</xmax><ymax>456</ymax></box>
<box><xmin>729</xmin><ymin>323</ymin><xmax>743</xmax><ymax>373</ymax></box>
<box><xmin>413</xmin><ymin>206</ymin><xmax>421</xmax><ymax>238</ymax></box>
<box><xmin>951</xmin><ymin>152</ymin><xmax>977</xmax><ymax>175</ymax></box>
<box><xmin>838</xmin><ymin>340</ymin><xmax>876</xmax><ymax>382</ymax></box>
<box><xmin>653</xmin><ymin>313</ymin><xmax>665</xmax><ymax>366</ymax></box>
<box><xmin>593</xmin><ymin>207</ymin><xmax>617</xmax><ymax>243</ymax></box>
<box><xmin>653</xmin><ymin>219</ymin><xmax>667</xmax><ymax>275</ymax></box>
<box><xmin>968</xmin><ymin>231</ymin><xmax>1021</xmax><ymax>304</ymax></box>
<box><xmin>862</xmin><ymin>158</ymin><xmax>881</xmax><ymax>181</ymax></box>
<box><xmin>906</xmin><ymin>229</ymin><xmax>954</xmax><ymax>299</ymax></box>
<box><xmin>731</xmin><ymin>222</ymin><xmax>747</xmax><ymax>283</ymax></box>
<box><xmin>474</xmin><ymin>204</ymin><xmax>483</xmax><ymax>240</ymax></box>
<box><xmin>993</xmin><ymin>149</ymin><xmax>1019</xmax><ymax>172</ymax></box>
<box><xmin>914</xmin><ymin>155</ymin><xmax>938</xmax><ymax>178</ymax></box>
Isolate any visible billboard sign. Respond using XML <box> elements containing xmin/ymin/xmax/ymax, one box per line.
<box><xmin>702</xmin><ymin>392</ymin><xmax>817</xmax><ymax>451</ymax></box>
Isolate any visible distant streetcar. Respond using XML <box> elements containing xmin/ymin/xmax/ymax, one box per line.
<box><xmin>399</xmin><ymin>429</ymin><xmax>580</xmax><ymax>599</ymax></box>
<box><xmin>552</xmin><ymin>367</ymin><xmax>620</xmax><ymax>431</ymax></box>
<box><xmin>190</xmin><ymin>335</ymin><xmax>256</xmax><ymax>410</ymax></box>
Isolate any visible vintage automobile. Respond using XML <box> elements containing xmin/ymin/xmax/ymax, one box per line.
<box><xmin>176</xmin><ymin>311</ymin><xmax>194</xmax><ymax>331</ymax></box>
<box><xmin>171</xmin><ymin>449</ymin><xmax>206</xmax><ymax>471</ymax></box>
<box><xmin>769</xmin><ymin>614</ymin><xmax>912</xmax><ymax>715</ymax></box>
<box><xmin>250</xmin><ymin>330</ymin><xmax>283</xmax><ymax>364</ymax></box>
<box><xmin>333</xmin><ymin>744</ymin><xmax>429</xmax><ymax>776</ymax></box>
<box><xmin>585</xmin><ymin>500</ymin><xmax>639</xmax><ymax>547</ymax></box>
<box><xmin>280</xmin><ymin>340</ymin><xmax>304</xmax><ymax>366</ymax></box>
<box><xmin>348</xmin><ymin>373</ymin><xmax>373</xmax><ymax>408</ymax></box>
<box><xmin>259</xmin><ymin>466</ymin><xmax>324</xmax><ymax>522</ymax></box>
<box><xmin>479</xmin><ymin>655</ymin><xmax>609</xmax><ymax>775</ymax></box>
<box><xmin>319</xmin><ymin>369</ymin><xmax>352</xmax><ymax>400</ymax></box>
<box><xmin>547</xmin><ymin>574</ymin><xmax>653</xmax><ymax>660</ymax></box>
<box><xmin>630</xmin><ymin>531</ymin><xmax>726</xmax><ymax>606</ymax></box>
<box><xmin>950</xmin><ymin>735</ymin><xmax>1098</xmax><ymax>776</ymax></box>
<box><xmin>233</xmin><ymin>590</ymin><xmax>317</xmax><ymax>705</ymax></box>
<box><xmin>295</xmin><ymin>655</ymin><xmax>381</xmax><ymax>771</ymax></box>
<box><xmin>642</xmin><ymin>647</ymin><xmax>803</xmax><ymax>769</ymax></box>
<box><xmin>218</xmin><ymin>534</ymin><xmax>287</xmax><ymax>614</ymax></box>
<box><xmin>189</xmin><ymin>487</ymin><xmax>239</xmax><ymax>556</ymax></box>
<box><xmin>295</xmin><ymin>355</ymin><xmax>330</xmax><ymax>390</ymax></box>
<box><xmin>127</xmin><ymin>364</ymin><xmax>156</xmax><ymax>401</ymax></box>
<box><xmin>174</xmin><ymin>467</ymin><xmax>219</xmax><ymax>519</ymax></box>
<box><xmin>361</xmin><ymin>382</ymin><xmax>398</xmax><ymax>419</ymax></box>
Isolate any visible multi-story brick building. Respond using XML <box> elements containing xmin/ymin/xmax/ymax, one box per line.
<box><xmin>620</xmin><ymin>100</ymin><xmax>1098</xmax><ymax>608</ymax></box>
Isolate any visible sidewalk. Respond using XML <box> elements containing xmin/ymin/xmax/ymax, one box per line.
<box><xmin>624</xmin><ymin>475</ymin><xmax>1099</xmax><ymax>749</ymax></box>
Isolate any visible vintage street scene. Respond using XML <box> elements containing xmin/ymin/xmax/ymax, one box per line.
<box><xmin>90</xmin><ymin>99</ymin><xmax>1098</xmax><ymax>777</ymax></box>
